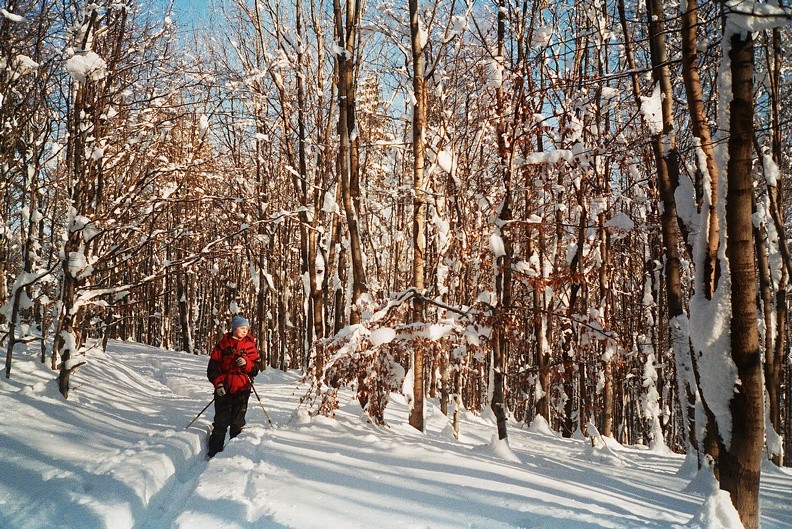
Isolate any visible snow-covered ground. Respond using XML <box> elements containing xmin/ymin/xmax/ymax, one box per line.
<box><xmin>1</xmin><ymin>340</ymin><xmax>790</xmax><ymax>529</ymax></box>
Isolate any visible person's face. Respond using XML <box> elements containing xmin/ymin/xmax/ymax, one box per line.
<box><xmin>232</xmin><ymin>326</ymin><xmax>249</xmax><ymax>339</ymax></box>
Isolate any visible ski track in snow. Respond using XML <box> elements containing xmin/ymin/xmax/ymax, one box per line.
<box><xmin>1</xmin><ymin>340</ymin><xmax>791</xmax><ymax>529</ymax></box>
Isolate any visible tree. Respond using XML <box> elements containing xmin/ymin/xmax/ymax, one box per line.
<box><xmin>718</xmin><ymin>11</ymin><xmax>763</xmax><ymax>528</ymax></box>
<box><xmin>490</xmin><ymin>0</ymin><xmax>512</xmax><ymax>442</ymax></box>
<box><xmin>686</xmin><ymin>3</ymin><xmax>783</xmax><ymax>527</ymax></box>
<box><xmin>1</xmin><ymin>0</ymin><xmax>59</xmax><ymax>377</ymax></box>
<box><xmin>678</xmin><ymin>0</ymin><xmax>719</xmax><ymax>463</ymax></box>
<box><xmin>408</xmin><ymin>0</ymin><xmax>428</xmax><ymax>432</ymax></box>
<box><xmin>334</xmin><ymin>0</ymin><xmax>368</xmax><ymax>326</ymax></box>
<box><xmin>643</xmin><ymin>0</ymin><xmax>683</xmax><ymax>451</ymax></box>
<box><xmin>52</xmin><ymin>1</ymin><xmax>205</xmax><ymax>396</ymax></box>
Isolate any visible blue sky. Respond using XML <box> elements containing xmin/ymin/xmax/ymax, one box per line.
<box><xmin>168</xmin><ymin>0</ymin><xmax>211</xmax><ymax>26</ymax></box>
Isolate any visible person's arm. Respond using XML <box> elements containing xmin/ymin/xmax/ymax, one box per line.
<box><xmin>207</xmin><ymin>340</ymin><xmax>224</xmax><ymax>388</ymax></box>
<box><xmin>243</xmin><ymin>339</ymin><xmax>260</xmax><ymax>377</ymax></box>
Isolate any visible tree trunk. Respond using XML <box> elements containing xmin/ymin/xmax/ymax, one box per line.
<box><xmin>334</xmin><ymin>0</ymin><xmax>367</xmax><ymax>326</ymax></box>
<box><xmin>639</xmin><ymin>0</ymin><xmax>684</xmax><ymax>449</ymax></box>
<box><xmin>440</xmin><ymin>353</ymin><xmax>449</xmax><ymax>415</ymax></box>
<box><xmin>561</xmin><ymin>183</ymin><xmax>587</xmax><ymax>438</ymax></box>
<box><xmin>295</xmin><ymin>0</ymin><xmax>319</xmax><ymax>365</ymax></box>
<box><xmin>4</xmin><ymin>282</ymin><xmax>24</xmax><ymax>379</ymax></box>
<box><xmin>490</xmin><ymin>0</ymin><xmax>511</xmax><ymax>441</ymax></box>
<box><xmin>177</xmin><ymin>269</ymin><xmax>194</xmax><ymax>354</ymax></box>
<box><xmin>765</xmin><ymin>24</ymin><xmax>785</xmax><ymax>468</ymax></box>
<box><xmin>533</xmin><ymin>224</ymin><xmax>550</xmax><ymax>422</ymax></box>
<box><xmin>55</xmin><ymin>239</ymin><xmax>84</xmax><ymax>399</ymax></box>
<box><xmin>720</xmin><ymin>28</ymin><xmax>763</xmax><ymax>529</ymax></box>
<box><xmin>452</xmin><ymin>369</ymin><xmax>462</xmax><ymax>438</ymax></box>
<box><xmin>681</xmin><ymin>0</ymin><xmax>720</xmax><ymax>294</ymax></box>
<box><xmin>679</xmin><ymin>0</ymin><xmax>724</xmax><ymax>467</ymax></box>
<box><xmin>408</xmin><ymin>0</ymin><xmax>427</xmax><ymax>432</ymax></box>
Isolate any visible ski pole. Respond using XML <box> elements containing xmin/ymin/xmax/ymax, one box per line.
<box><xmin>185</xmin><ymin>397</ymin><xmax>215</xmax><ymax>430</ymax></box>
<box><xmin>248</xmin><ymin>376</ymin><xmax>275</xmax><ymax>428</ymax></box>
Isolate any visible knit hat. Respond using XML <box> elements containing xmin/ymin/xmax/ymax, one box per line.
<box><xmin>231</xmin><ymin>315</ymin><xmax>250</xmax><ymax>330</ymax></box>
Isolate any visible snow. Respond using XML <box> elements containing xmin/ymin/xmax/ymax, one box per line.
<box><xmin>605</xmin><ymin>211</ymin><xmax>635</xmax><ymax>232</ymax></box>
<box><xmin>512</xmin><ymin>260</ymin><xmax>538</xmax><ymax>277</ymax></box>
<box><xmin>416</xmin><ymin>323</ymin><xmax>455</xmax><ymax>341</ymax></box>
<box><xmin>525</xmin><ymin>149</ymin><xmax>573</xmax><ymax>165</ymax></box>
<box><xmin>65</xmin><ymin>50</ymin><xmax>108</xmax><ymax>83</ymax></box>
<box><xmin>2</xmin><ymin>340</ymin><xmax>791</xmax><ymax>529</ymax></box>
<box><xmin>369</xmin><ymin>326</ymin><xmax>396</xmax><ymax>346</ymax></box>
<box><xmin>418</xmin><ymin>16</ymin><xmax>429</xmax><ymax>49</ymax></box>
<box><xmin>675</xmin><ymin>150</ymin><xmax>700</xmax><ymax>235</ymax></box>
<box><xmin>725</xmin><ymin>1</ymin><xmax>792</xmax><ymax>34</ymax></box>
<box><xmin>689</xmin><ymin>279</ymin><xmax>740</xmax><ymax>450</ymax></box>
<box><xmin>531</xmin><ymin>26</ymin><xmax>553</xmax><ymax>49</ymax></box>
<box><xmin>487</xmin><ymin>56</ymin><xmax>504</xmax><ymax>88</ymax></box>
<box><xmin>640</xmin><ymin>83</ymin><xmax>663</xmax><ymax>135</ymax></box>
<box><xmin>13</xmin><ymin>55</ymin><xmax>39</xmax><ymax>76</ymax></box>
<box><xmin>686</xmin><ymin>490</ymin><xmax>745</xmax><ymax>529</ymax></box>
<box><xmin>0</xmin><ymin>8</ymin><xmax>24</xmax><ymax>22</ymax></box>
<box><xmin>436</xmin><ymin>149</ymin><xmax>456</xmax><ymax>174</ymax></box>
<box><xmin>765</xmin><ymin>412</ymin><xmax>783</xmax><ymax>461</ymax></box>
<box><xmin>762</xmin><ymin>154</ymin><xmax>780</xmax><ymax>188</ymax></box>
<box><xmin>198</xmin><ymin>114</ymin><xmax>209</xmax><ymax>141</ymax></box>
<box><xmin>322</xmin><ymin>186</ymin><xmax>339</xmax><ymax>214</ymax></box>
<box><xmin>489</xmin><ymin>229</ymin><xmax>506</xmax><ymax>257</ymax></box>
<box><xmin>331</xmin><ymin>41</ymin><xmax>348</xmax><ymax>59</ymax></box>
<box><xmin>683</xmin><ymin>460</ymin><xmax>745</xmax><ymax>529</ymax></box>
<box><xmin>67</xmin><ymin>251</ymin><xmax>89</xmax><ymax>277</ymax></box>
<box><xmin>450</xmin><ymin>14</ymin><xmax>469</xmax><ymax>35</ymax></box>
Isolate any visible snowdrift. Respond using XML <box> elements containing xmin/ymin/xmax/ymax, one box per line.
<box><xmin>1</xmin><ymin>340</ymin><xmax>791</xmax><ymax>529</ymax></box>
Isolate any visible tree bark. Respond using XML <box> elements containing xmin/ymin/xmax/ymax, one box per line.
<box><xmin>679</xmin><ymin>0</ymin><xmax>722</xmax><ymax>466</ymax></box>
<box><xmin>681</xmin><ymin>0</ymin><xmax>720</xmax><ymax>296</ymax></box>
<box><xmin>638</xmin><ymin>0</ymin><xmax>683</xmax><ymax>449</ymax></box>
<box><xmin>334</xmin><ymin>0</ymin><xmax>367</xmax><ymax>326</ymax></box>
<box><xmin>408</xmin><ymin>0</ymin><xmax>427</xmax><ymax>432</ymax></box>
<box><xmin>490</xmin><ymin>0</ymin><xmax>511</xmax><ymax>442</ymax></box>
<box><xmin>764</xmin><ymin>24</ymin><xmax>785</xmax><ymax>467</ymax></box>
<box><xmin>720</xmin><ymin>29</ymin><xmax>763</xmax><ymax>529</ymax></box>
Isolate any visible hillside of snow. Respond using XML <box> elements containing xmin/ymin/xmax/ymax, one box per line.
<box><xmin>1</xmin><ymin>340</ymin><xmax>790</xmax><ymax>529</ymax></box>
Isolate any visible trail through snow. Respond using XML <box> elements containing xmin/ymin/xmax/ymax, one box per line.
<box><xmin>1</xmin><ymin>340</ymin><xmax>791</xmax><ymax>529</ymax></box>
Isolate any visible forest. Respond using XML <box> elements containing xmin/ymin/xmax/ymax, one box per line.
<box><xmin>1</xmin><ymin>1</ymin><xmax>790</xmax><ymax>528</ymax></box>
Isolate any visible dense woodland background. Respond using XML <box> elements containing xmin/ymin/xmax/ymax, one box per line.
<box><xmin>1</xmin><ymin>1</ymin><xmax>790</xmax><ymax>527</ymax></box>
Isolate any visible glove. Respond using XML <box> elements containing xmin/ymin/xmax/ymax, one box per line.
<box><xmin>236</xmin><ymin>357</ymin><xmax>246</xmax><ymax>367</ymax></box>
<box><xmin>215</xmin><ymin>386</ymin><xmax>226</xmax><ymax>397</ymax></box>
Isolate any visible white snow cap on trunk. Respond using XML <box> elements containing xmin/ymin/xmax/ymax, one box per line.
<box><xmin>418</xmin><ymin>16</ymin><xmax>429</xmax><ymax>49</ymax></box>
<box><xmin>436</xmin><ymin>150</ymin><xmax>456</xmax><ymax>174</ymax></box>
<box><xmin>198</xmin><ymin>115</ymin><xmax>209</xmax><ymax>140</ymax></box>
<box><xmin>65</xmin><ymin>50</ymin><xmax>107</xmax><ymax>82</ymax></box>
<box><xmin>689</xmin><ymin>282</ymin><xmax>739</xmax><ymax>450</ymax></box>
<box><xmin>640</xmin><ymin>83</ymin><xmax>663</xmax><ymax>135</ymax></box>
<box><xmin>489</xmin><ymin>229</ymin><xmax>506</xmax><ymax>257</ymax></box>
<box><xmin>487</xmin><ymin>56</ymin><xmax>504</xmax><ymax>88</ymax></box>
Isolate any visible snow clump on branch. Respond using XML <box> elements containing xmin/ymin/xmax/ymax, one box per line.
<box><xmin>65</xmin><ymin>50</ymin><xmax>107</xmax><ymax>83</ymax></box>
<box><xmin>640</xmin><ymin>83</ymin><xmax>663</xmax><ymax>135</ymax></box>
<box><xmin>0</xmin><ymin>8</ymin><xmax>24</xmax><ymax>22</ymax></box>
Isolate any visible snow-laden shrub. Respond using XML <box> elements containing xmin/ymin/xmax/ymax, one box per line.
<box><xmin>305</xmin><ymin>291</ymin><xmax>491</xmax><ymax>425</ymax></box>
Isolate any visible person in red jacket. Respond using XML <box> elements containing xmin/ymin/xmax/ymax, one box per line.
<box><xmin>207</xmin><ymin>315</ymin><xmax>260</xmax><ymax>458</ymax></box>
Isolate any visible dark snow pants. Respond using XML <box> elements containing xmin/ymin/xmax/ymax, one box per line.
<box><xmin>208</xmin><ymin>390</ymin><xmax>250</xmax><ymax>456</ymax></box>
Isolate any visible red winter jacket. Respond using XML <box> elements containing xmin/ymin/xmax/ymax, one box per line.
<box><xmin>207</xmin><ymin>333</ymin><xmax>260</xmax><ymax>394</ymax></box>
